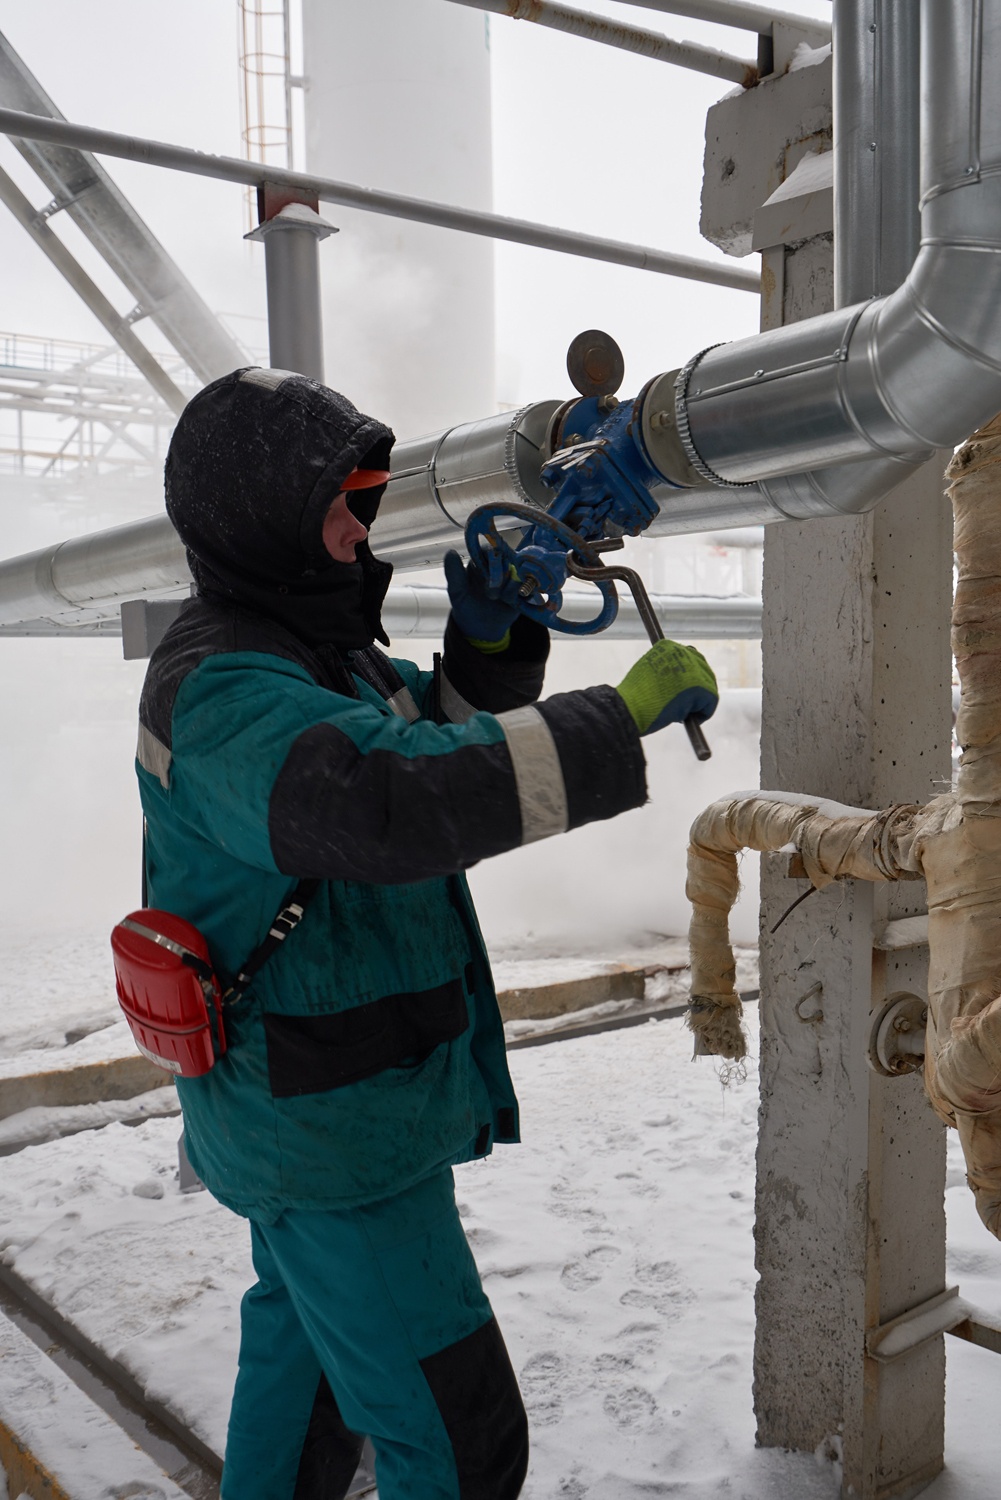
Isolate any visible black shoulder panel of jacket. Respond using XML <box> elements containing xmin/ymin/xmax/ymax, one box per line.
<box><xmin>536</xmin><ymin>684</ymin><xmax>647</xmax><ymax>828</ymax></box>
<box><xmin>138</xmin><ymin>598</ymin><xmax>355</xmax><ymax>752</ymax></box>
<box><xmin>441</xmin><ymin>615</ymin><xmax>549</xmax><ymax>714</ymax></box>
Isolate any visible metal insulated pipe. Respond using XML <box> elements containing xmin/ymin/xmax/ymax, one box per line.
<box><xmin>372</xmin><ymin>403</ymin><xmax>561</xmax><ymax>566</ymax></box>
<box><xmin>2</xmin><ymin>0</ymin><xmax>992</xmax><ymax>624</ymax></box>
<box><xmin>833</xmin><ymin>0</ymin><xmax>920</xmax><ymax>305</ymax></box>
<box><xmin>383</xmin><ymin>585</ymin><xmax>762</xmax><ymax>641</ymax></box>
<box><xmin>0</xmin><ymin>587</ymin><xmax>763</xmax><ymax>642</ymax></box>
<box><xmin>677</xmin><ymin>0</ymin><xmax>1001</xmax><ymax>490</ymax></box>
<box><xmin>0</xmin><ymin>404</ymin><xmax>562</xmax><ymax>627</ymax></box>
<box><xmin>0</xmin><ymin>516</ymin><xmax>191</xmax><ymax>630</ymax></box>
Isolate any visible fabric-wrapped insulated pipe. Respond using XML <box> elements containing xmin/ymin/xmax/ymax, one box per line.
<box><xmin>685</xmin><ymin>412</ymin><xmax>1001</xmax><ymax>1239</ymax></box>
<box><xmin>917</xmin><ymin>417</ymin><xmax>1001</xmax><ymax>1236</ymax></box>
<box><xmin>686</xmin><ymin>793</ymin><xmax>924</xmax><ymax>1060</ymax></box>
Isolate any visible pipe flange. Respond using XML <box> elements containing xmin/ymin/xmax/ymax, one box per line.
<box><xmin>674</xmin><ymin>346</ymin><xmax>756</xmax><ymax>490</ymax></box>
<box><xmin>867</xmin><ymin>992</ymin><xmax>928</xmax><ymax>1078</ymax></box>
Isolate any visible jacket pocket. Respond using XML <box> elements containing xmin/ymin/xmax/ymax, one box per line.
<box><xmin>263</xmin><ymin>976</ymin><xmax>469</xmax><ymax>1097</ymax></box>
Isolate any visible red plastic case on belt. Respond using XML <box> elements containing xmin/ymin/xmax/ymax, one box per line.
<box><xmin>111</xmin><ymin>909</ymin><xmax>227</xmax><ymax>1078</ymax></box>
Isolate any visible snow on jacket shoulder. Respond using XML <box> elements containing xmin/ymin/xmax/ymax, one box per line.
<box><xmin>135</xmin><ymin>597</ymin><xmax>646</xmax><ymax>1220</ymax></box>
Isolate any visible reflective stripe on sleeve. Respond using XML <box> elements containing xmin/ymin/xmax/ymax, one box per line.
<box><xmin>496</xmin><ymin>705</ymin><xmax>569</xmax><ymax>844</ymax></box>
<box><xmin>439</xmin><ymin>671</ymin><xmax>477</xmax><ymax>725</ymax></box>
<box><xmin>386</xmin><ymin>686</ymin><xmax>421</xmax><ymax>723</ymax></box>
<box><xmin>137</xmin><ymin>723</ymin><xmax>172</xmax><ymax>789</ymax></box>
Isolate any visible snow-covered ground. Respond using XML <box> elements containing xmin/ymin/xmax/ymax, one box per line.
<box><xmin>0</xmin><ymin>1009</ymin><xmax>999</xmax><ymax>1498</ymax></box>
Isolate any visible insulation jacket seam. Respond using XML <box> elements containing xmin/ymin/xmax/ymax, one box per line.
<box><xmin>848</xmin><ymin>302</ymin><xmax>936</xmax><ymax>460</ymax></box>
<box><xmin>38</xmin><ymin>542</ymin><xmax>86</xmax><ymax>613</ymax></box>
<box><xmin>903</xmin><ymin>279</ymin><xmax>1001</xmax><ymax>381</ymax></box>
<box><xmin>686</xmin><ymin>350</ymin><xmax>844</xmax><ymax>404</ymax></box>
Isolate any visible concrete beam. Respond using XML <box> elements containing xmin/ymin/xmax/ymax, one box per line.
<box><xmin>702</xmin><ymin>42</ymin><xmax>832</xmax><ymax>258</ymax></box>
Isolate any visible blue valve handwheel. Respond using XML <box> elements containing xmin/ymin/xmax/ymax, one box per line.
<box><xmin>464</xmin><ymin>502</ymin><xmax>619</xmax><ymax>635</ymax></box>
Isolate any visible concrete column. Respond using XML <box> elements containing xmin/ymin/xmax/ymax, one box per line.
<box><xmin>753</xmin><ymin>5</ymin><xmax>952</xmax><ymax>1492</ymax></box>
<box><xmin>756</xmin><ymin>464</ymin><xmax>952</xmax><ymax>1497</ymax></box>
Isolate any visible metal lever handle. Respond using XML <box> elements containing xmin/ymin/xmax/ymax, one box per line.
<box><xmin>684</xmin><ymin>716</ymin><xmax>712</xmax><ymax>762</ymax></box>
<box><xmin>567</xmin><ymin>545</ymin><xmax>712</xmax><ymax>761</ymax></box>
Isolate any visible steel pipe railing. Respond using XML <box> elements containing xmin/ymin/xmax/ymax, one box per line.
<box><xmin>0</xmin><ymin>107</ymin><xmax>759</xmax><ymax>294</ymax></box>
<box><xmin>607</xmin><ymin>1</ymin><xmax>830</xmax><ymax>35</ymax></box>
<box><xmin>443</xmin><ymin>0</ymin><xmax>758</xmax><ymax>84</ymax></box>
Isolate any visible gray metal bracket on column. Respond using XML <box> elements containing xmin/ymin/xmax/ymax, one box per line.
<box><xmin>866</xmin><ymin>1286</ymin><xmax>966</xmax><ymax>1363</ymax></box>
<box><xmin>867</xmin><ymin>1286</ymin><xmax>1001</xmax><ymax>1363</ymax></box>
<box><xmin>948</xmin><ymin>1312</ymin><xmax>1001</xmax><ymax>1357</ymax></box>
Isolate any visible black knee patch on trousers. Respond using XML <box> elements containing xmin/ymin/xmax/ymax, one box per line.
<box><xmin>293</xmin><ymin>1373</ymin><xmax>366</xmax><ymax>1500</ymax></box>
<box><xmin>420</xmin><ymin>1317</ymin><xmax>529</xmax><ymax>1500</ymax></box>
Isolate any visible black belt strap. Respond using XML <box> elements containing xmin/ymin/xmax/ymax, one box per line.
<box><xmin>223</xmin><ymin>878</ymin><xmax>320</xmax><ymax>1006</ymax></box>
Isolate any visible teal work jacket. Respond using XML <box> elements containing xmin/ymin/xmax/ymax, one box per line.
<box><xmin>135</xmin><ymin>599</ymin><xmax>647</xmax><ymax>1221</ymax></box>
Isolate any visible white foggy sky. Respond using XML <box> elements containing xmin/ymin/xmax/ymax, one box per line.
<box><xmin>0</xmin><ymin>0</ymin><xmax>832</xmax><ymax>419</ymax></box>
<box><xmin>0</xmin><ymin>1</ymin><xmax>828</xmax><ymax>940</ymax></box>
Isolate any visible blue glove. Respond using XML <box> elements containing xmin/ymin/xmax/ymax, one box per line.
<box><xmin>444</xmin><ymin>550</ymin><xmax>520</xmax><ymax>651</ymax></box>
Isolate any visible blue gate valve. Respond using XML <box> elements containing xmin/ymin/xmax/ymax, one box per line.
<box><xmin>463</xmin><ymin>329</ymin><xmax>711</xmax><ymax>758</ymax></box>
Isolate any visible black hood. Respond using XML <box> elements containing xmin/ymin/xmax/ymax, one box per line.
<box><xmin>165</xmin><ymin>367</ymin><xmax>396</xmax><ymax>649</ymax></box>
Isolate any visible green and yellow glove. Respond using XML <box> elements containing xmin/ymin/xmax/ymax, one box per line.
<box><xmin>615</xmin><ymin>639</ymin><xmax>719</xmax><ymax>736</ymax></box>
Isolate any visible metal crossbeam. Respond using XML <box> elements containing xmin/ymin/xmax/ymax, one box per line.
<box><xmin>0</xmin><ymin>163</ymin><xmax>186</xmax><ymax>414</ymax></box>
<box><xmin>0</xmin><ymin>30</ymin><xmax>246</xmax><ymax>384</ymax></box>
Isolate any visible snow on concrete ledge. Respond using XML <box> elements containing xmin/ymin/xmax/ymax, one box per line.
<box><xmin>0</xmin><ymin>1022</ymin><xmax>171</xmax><ymax>1119</ymax></box>
<box><xmin>0</xmin><ymin>1310</ymin><xmax>188</xmax><ymax>1500</ymax></box>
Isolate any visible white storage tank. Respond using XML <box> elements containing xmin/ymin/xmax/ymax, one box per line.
<box><xmin>301</xmin><ymin>0</ymin><xmax>495</xmax><ymax>435</ymax></box>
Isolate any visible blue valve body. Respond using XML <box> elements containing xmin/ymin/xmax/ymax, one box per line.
<box><xmin>466</xmin><ymin>389</ymin><xmax>671</xmax><ymax>636</ymax></box>
<box><xmin>539</xmin><ymin>395</ymin><xmax>664</xmax><ymax>544</ymax></box>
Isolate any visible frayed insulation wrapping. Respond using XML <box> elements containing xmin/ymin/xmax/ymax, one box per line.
<box><xmin>921</xmin><ymin>416</ymin><xmax>1001</xmax><ymax>1237</ymax></box>
<box><xmin>686</xmin><ymin>796</ymin><xmax>923</xmax><ymax>1061</ymax></box>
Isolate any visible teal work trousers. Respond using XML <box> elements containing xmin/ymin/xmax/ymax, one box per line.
<box><xmin>220</xmin><ymin>1169</ymin><xmax>529</xmax><ymax>1500</ymax></box>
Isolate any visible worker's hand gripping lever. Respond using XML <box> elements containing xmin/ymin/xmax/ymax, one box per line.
<box><xmin>569</xmin><ymin>542</ymin><xmax>712</xmax><ymax>762</ymax></box>
<box><xmin>464</xmin><ymin>330</ymin><xmax>711</xmax><ymax>760</ymax></box>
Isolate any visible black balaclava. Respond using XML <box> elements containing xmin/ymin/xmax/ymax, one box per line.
<box><xmin>165</xmin><ymin>367</ymin><xmax>396</xmax><ymax>649</ymax></box>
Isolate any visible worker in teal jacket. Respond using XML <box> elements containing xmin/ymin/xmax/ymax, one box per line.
<box><xmin>136</xmin><ymin>367</ymin><xmax>718</xmax><ymax>1500</ymax></box>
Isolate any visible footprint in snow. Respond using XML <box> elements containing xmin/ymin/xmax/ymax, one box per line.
<box><xmin>519</xmin><ymin>1351</ymin><xmax>565</xmax><ymax>1427</ymax></box>
<box><xmin>594</xmin><ymin>1350</ymin><xmax>634</xmax><ymax>1375</ymax></box>
<box><xmin>619</xmin><ymin>1261</ymin><xmax>693</xmax><ymax>1318</ymax></box>
<box><xmin>558</xmin><ymin>1469</ymin><xmax>589</xmax><ymax>1498</ymax></box>
<box><xmin>560</xmin><ymin>1244</ymin><xmax>621</xmax><ymax>1290</ymax></box>
<box><xmin>602</xmin><ymin>1384</ymin><xmax>658</xmax><ymax>1430</ymax></box>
